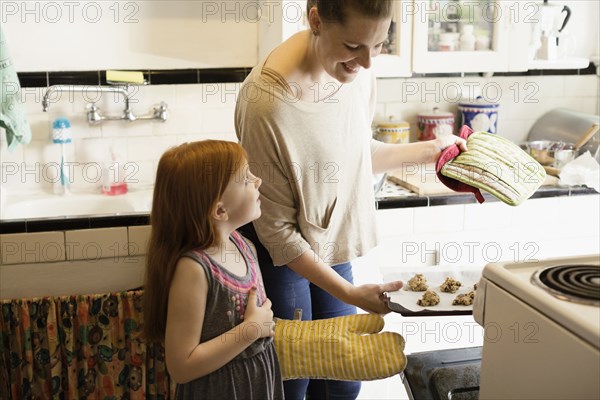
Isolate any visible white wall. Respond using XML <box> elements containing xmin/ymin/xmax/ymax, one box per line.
<box><xmin>2</xmin><ymin>0</ymin><xmax>259</xmax><ymax>71</ymax></box>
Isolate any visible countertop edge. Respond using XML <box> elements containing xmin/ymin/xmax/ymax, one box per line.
<box><xmin>1</xmin><ymin>187</ymin><xmax>597</xmax><ymax>234</ymax></box>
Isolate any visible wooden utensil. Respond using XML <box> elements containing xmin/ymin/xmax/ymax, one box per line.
<box><xmin>574</xmin><ymin>123</ymin><xmax>599</xmax><ymax>151</ymax></box>
<box><xmin>543</xmin><ymin>165</ymin><xmax>561</xmax><ymax>177</ymax></box>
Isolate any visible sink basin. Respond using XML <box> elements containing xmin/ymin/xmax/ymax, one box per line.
<box><xmin>0</xmin><ymin>190</ymin><xmax>153</xmax><ymax>220</ymax></box>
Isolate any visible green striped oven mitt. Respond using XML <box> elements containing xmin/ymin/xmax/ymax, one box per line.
<box><xmin>436</xmin><ymin>126</ymin><xmax>546</xmax><ymax>206</ymax></box>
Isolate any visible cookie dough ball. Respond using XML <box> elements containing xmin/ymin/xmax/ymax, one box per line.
<box><xmin>417</xmin><ymin>290</ymin><xmax>440</xmax><ymax>307</ymax></box>
<box><xmin>452</xmin><ymin>291</ymin><xmax>476</xmax><ymax>306</ymax></box>
<box><xmin>408</xmin><ymin>274</ymin><xmax>428</xmax><ymax>291</ymax></box>
<box><xmin>440</xmin><ymin>277</ymin><xmax>462</xmax><ymax>294</ymax></box>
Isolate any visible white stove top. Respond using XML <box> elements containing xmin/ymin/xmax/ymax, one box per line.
<box><xmin>481</xmin><ymin>254</ymin><xmax>600</xmax><ymax>348</ymax></box>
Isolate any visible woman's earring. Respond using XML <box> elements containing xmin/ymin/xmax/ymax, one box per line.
<box><xmin>312</xmin><ymin>30</ymin><xmax>319</xmax><ymax>36</ymax></box>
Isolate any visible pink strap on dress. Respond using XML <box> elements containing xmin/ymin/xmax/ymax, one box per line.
<box><xmin>435</xmin><ymin>125</ymin><xmax>486</xmax><ymax>203</ymax></box>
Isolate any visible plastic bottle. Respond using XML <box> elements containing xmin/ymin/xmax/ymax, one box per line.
<box><xmin>102</xmin><ymin>142</ymin><xmax>128</xmax><ymax>195</ymax></box>
<box><xmin>460</xmin><ymin>24</ymin><xmax>476</xmax><ymax>51</ymax></box>
<box><xmin>51</xmin><ymin>118</ymin><xmax>72</xmax><ymax>195</ymax></box>
<box><xmin>429</xmin><ymin>22</ymin><xmax>442</xmax><ymax>51</ymax></box>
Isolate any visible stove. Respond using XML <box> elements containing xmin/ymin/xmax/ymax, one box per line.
<box><xmin>473</xmin><ymin>254</ymin><xmax>600</xmax><ymax>399</ymax></box>
<box><xmin>531</xmin><ymin>264</ymin><xmax>600</xmax><ymax>306</ymax></box>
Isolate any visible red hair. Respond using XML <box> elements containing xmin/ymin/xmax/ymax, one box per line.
<box><xmin>143</xmin><ymin>140</ymin><xmax>247</xmax><ymax>343</ymax></box>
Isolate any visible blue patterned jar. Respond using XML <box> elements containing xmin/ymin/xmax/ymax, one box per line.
<box><xmin>458</xmin><ymin>96</ymin><xmax>499</xmax><ymax>134</ymax></box>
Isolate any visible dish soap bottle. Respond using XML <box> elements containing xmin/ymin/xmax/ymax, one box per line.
<box><xmin>101</xmin><ymin>141</ymin><xmax>128</xmax><ymax>195</ymax></box>
<box><xmin>51</xmin><ymin>117</ymin><xmax>72</xmax><ymax>195</ymax></box>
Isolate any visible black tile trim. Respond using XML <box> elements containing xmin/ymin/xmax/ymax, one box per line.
<box><xmin>17</xmin><ymin>63</ymin><xmax>594</xmax><ymax>88</ymax></box>
<box><xmin>0</xmin><ymin>213</ymin><xmax>150</xmax><ymax>234</ymax></box>
<box><xmin>0</xmin><ymin>220</ymin><xmax>27</xmax><ymax>234</ymax></box>
<box><xmin>90</xmin><ymin>214</ymin><xmax>150</xmax><ymax>228</ymax></box>
<box><xmin>200</xmin><ymin>68</ymin><xmax>249</xmax><ymax>84</ymax></box>
<box><xmin>17</xmin><ymin>68</ymin><xmax>253</xmax><ymax>88</ymax></box>
<box><xmin>428</xmin><ymin>193</ymin><xmax>480</xmax><ymax>206</ymax></box>
<box><xmin>17</xmin><ymin>72</ymin><xmax>48</xmax><ymax>88</ymax></box>
<box><xmin>148</xmin><ymin>69</ymin><xmax>199</xmax><ymax>85</ymax></box>
<box><xmin>27</xmin><ymin>217</ymin><xmax>91</xmax><ymax>233</ymax></box>
<box><xmin>377</xmin><ymin>196</ymin><xmax>429</xmax><ymax>209</ymax></box>
<box><xmin>49</xmin><ymin>71</ymin><xmax>100</xmax><ymax>86</ymax></box>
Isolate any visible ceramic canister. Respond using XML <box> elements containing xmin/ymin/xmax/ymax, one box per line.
<box><xmin>458</xmin><ymin>96</ymin><xmax>500</xmax><ymax>134</ymax></box>
<box><xmin>374</xmin><ymin>116</ymin><xmax>410</xmax><ymax>144</ymax></box>
<box><xmin>417</xmin><ymin>108</ymin><xmax>455</xmax><ymax>141</ymax></box>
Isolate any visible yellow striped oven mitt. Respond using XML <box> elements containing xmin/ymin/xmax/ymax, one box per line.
<box><xmin>274</xmin><ymin>313</ymin><xmax>406</xmax><ymax>381</ymax></box>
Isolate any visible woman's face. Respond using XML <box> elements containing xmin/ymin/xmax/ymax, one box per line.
<box><xmin>314</xmin><ymin>9</ymin><xmax>391</xmax><ymax>83</ymax></box>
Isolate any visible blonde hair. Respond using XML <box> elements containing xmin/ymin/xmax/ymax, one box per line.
<box><xmin>142</xmin><ymin>140</ymin><xmax>247</xmax><ymax>343</ymax></box>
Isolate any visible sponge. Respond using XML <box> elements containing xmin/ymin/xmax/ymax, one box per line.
<box><xmin>106</xmin><ymin>70</ymin><xmax>145</xmax><ymax>84</ymax></box>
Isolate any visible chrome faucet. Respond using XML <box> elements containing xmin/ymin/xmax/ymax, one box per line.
<box><xmin>42</xmin><ymin>85</ymin><xmax>169</xmax><ymax>124</ymax></box>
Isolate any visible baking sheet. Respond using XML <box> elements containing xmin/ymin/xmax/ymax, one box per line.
<box><xmin>384</xmin><ymin>267</ymin><xmax>483</xmax><ymax>316</ymax></box>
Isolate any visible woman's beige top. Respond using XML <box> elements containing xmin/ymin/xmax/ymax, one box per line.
<box><xmin>235</xmin><ymin>59</ymin><xmax>379</xmax><ymax>266</ymax></box>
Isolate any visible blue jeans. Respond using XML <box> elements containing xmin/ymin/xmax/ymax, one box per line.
<box><xmin>240</xmin><ymin>223</ymin><xmax>361</xmax><ymax>400</ymax></box>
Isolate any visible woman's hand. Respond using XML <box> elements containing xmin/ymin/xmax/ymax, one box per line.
<box><xmin>347</xmin><ymin>281</ymin><xmax>404</xmax><ymax>314</ymax></box>
<box><xmin>434</xmin><ymin>135</ymin><xmax>468</xmax><ymax>153</ymax></box>
<box><xmin>244</xmin><ymin>288</ymin><xmax>275</xmax><ymax>339</ymax></box>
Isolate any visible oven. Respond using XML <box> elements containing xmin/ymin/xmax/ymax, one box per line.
<box><xmin>474</xmin><ymin>254</ymin><xmax>600</xmax><ymax>399</ymax></box>
<box><xmin>399</xmin><ymin>254</ymin><xmax>599</xmax><ymax>400</ymax></box>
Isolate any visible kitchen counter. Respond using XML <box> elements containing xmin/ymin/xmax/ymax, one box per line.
<box><xmin>375</xmin><ymin>180</ymin><xmax>598</xmax><ymax>209</ymax></box>
<box><xmin>0</xmin><ymin>182</ymin><xmax>597</xmax><ymax>234</ymax></box>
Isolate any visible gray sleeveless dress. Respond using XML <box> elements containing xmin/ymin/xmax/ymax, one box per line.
<box><xmin>175</xmin><ymin>231</ymin><xmax>284</xmax><ymax>400</ymax></box>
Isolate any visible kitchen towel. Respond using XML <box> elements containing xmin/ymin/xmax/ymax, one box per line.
<box><xmin>0</xmin><ymin>27</ymin><xmax>31</xmax><ymax>151</ymax></box>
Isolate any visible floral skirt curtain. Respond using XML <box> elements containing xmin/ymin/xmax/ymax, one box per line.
<box><xmin>0</xmin><ymin>290</ymin><xmax>174</xmax><ymax>399</ymax></box>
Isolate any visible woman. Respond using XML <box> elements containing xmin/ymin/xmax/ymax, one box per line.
<box><xmin>235</xmin><ymin>1</ymin><xmax>467</xmax><ymax>398</ymax></box>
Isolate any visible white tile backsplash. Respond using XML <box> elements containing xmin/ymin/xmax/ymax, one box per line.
<box><xmin>152</xmin><ymin>106</ymin><xmax>203</xmax><ymax>136</ymax></box>
<box><xmin>5</xmin><ymin>74</ymin><xmax>598</xmax><ymax>193</ymax></box>
<box><xmin>414</xmin><ymin>204</ymin><xmax>465</xmax><ymax>234</ymax></box>
<box><xmin>127</xmin><ymin>135</ymin><xmax>178</xmax><ymax>162</ymax></box>
<box><xmin>375</xmin><ymin>208</ymin><xmax>414</xmax><ymax>237</ymax></box>
<box><xmin>564</xmin><ymin>75</ymin><xmax>599</xmax><ymax>97</ymax></box>
<box><xmin>463</xmin><ymin>201</ymin><xmax>513</xmax><ymax>231</ymax></box>
<box><xmin>201</xmin><ymin>106</ymin><xmax>236</xmax><ymax>134</ymax></box>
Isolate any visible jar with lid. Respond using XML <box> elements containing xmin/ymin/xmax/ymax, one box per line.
<box><xmin>438</xmin><ymin>32</ymin><xmax>459</xmax><ymax>52</ymax></box>
<box><xmin>458</xmin><ymin>96</ymin><xmax>499</xmax><ymax>134</ymax></box>
<box><xmin>417</xmin><ymin>108</ymin><xmax>455</xmax><ymax>141</ymax></box>
<box><xmin>374</xmin><ymin>115</ymin><xmax>410</xmax><ymax>144</ymax></box>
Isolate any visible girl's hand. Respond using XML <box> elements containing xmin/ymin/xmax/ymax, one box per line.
<box><xmin>434</xmin><ymin>135</ymin><xmax>468</xmax><ymax>153</ymax></box>
<box><xmin>348</xmin><ymin>281</ymin><xmax>404</xmax><ymax>314</ymax></box>
<box><xmin>244</xmin><ymin>288</ymin><xmax>275</xmax><ymax>339</ymax></box>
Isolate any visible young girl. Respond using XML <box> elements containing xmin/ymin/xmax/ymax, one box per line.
<box><xmin>143</xmin><ymin>140</ymin><xmax>284</xmax><ymax>399</ymax></box>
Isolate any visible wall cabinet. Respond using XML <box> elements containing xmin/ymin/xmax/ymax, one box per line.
<box><xmin>410</xmin><ymin>0</ymin><xmax>529</xmax><ymax>73</ymax></box>
<box><xmin>260</xmin><ymin>1</ymin><xmax>530</xmax><ymax>78</ymax></box>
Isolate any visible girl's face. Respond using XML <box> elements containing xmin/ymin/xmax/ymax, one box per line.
<box><xmin>314</xmin><ymin>9</ymin><xmax>391</xmax><ymax>83</ymax></box>
<box><xmin>220</xmin><ymin>163</ymin><xmax>262</xmax><ymax>227</ymax></box>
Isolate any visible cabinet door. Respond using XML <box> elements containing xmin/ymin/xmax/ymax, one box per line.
<box><xmin>259</xmin><ymin>0</ymin><xmax>309</xmax><ymax>61</ymax></box>
<box><xmin>411</xmin><ymin>0</ymin><xmax>512</xmax><ymax>73</ymax></box>
<box><xmin>372</xmin><ymin>1</ymin><xmax>413</xmax><ymax>78</ymax></box>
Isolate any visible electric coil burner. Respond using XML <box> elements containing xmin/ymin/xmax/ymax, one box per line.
<box><xmin>531</xmin><ymin>264</ymin><xmax>600</xmax><ymax>305</ymax></box>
